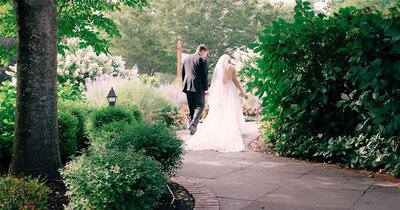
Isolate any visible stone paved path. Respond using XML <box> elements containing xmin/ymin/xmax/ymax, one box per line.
<box><xmin>176</xmin><ymin>122</ymin><xmax>400</xmax><ymax>210</ymax></box>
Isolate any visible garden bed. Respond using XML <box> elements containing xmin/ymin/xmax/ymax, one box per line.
<box><xmin>155</xmin><ymin>180</ymin><xmax>195</xmax><ymax>210</ymax></box>
<box><xmin>46</xmin><ymin>180</ymin><xmax>194</xmax><ymax>210</ymax></box>
<box><xmin>46</xmin><ymin>181</ymin><xmax>68</xmax><ymax>210</ymax></box>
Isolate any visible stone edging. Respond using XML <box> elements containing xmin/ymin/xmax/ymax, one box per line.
<box><xmin>172</xmin><ymin>177</ymin><xmax>220</xmax><ymax>210</ymax></box>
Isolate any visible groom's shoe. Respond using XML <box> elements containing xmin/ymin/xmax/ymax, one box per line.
<box><xmin>189</xmin><ymin>125</ymin><xmax>197</xmax><ymax>135</ymax></box>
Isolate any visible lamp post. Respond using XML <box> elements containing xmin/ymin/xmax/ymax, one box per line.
<box><xmin>107</xmin><ymin>87</ymin><xmax>117</xmax><ymax>107</ymax></box>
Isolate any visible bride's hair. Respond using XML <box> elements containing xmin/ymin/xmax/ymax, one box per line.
<box><xmin>209</xmin><ymin>54</ymin><xmax>234</xmax><ymax>101</ymax></box>
<box><xmin>196</xmin><ymin>44</ymin><xmax>208</xmax><ymax>53</ymax></box>
<box><xmin>211</xmin><ymin>54</ymin><xmax>233</xmax><ymax>87</ymax></box>
<box><xmin>222</xmin><ymin>56</ymin><xmax>233</xmax><ymax>84</ymax></box>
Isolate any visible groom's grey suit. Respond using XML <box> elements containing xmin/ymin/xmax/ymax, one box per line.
<box><xmin>182</xmin><ymin>52</ymin><xmax>209</xmax><ymax>134</ymax></box>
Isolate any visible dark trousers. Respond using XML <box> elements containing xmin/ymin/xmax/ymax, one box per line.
<box><xmin>186</xmin><ymin>91</ymin><xmax>205</xmax><ymax>128</ymax></box>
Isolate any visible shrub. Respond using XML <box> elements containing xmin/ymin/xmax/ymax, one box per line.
<box><xmin>0</xmin><ymin>175</ymin><xmax>50</xmax><ymax>210</ymax></box>
<box><xmin>117</xmin><ymin>102</ymin><xmax>142</xmax><ymax>122</ymax></box>
<box><xmin>140</xmin><ymin>72</ymin><xmax>169</xmax><ymax>88</ymax></box>
<box><xmin>153</xmin><ymin>104</ymin><xmax>186</xmax><ymax>129</ymax></box>
<box><xmin>87</xmin><ymin>121</ymin><xmax>131</xmax><ymax>149</ymax></box>
<box><xmin>58</xmin><ymin>111</ymin><xmax>78</xmax><ymax>160</ymax></box>
<box><xmin>125</xmin><ymin>122</ymin><xmax>183</xmax><ymax>175</ymax></box>
<box><xmin>58</xmin><ymin>100</ymin><xmax>91</xmax><ymax>150</ymax></box>
<box><xmin>0</xmin><ymin>80</ymin><xmax>16</xmax><ymax>173</ymax></box>
<box><xmin>250</xmin><ymin>1</ymin><xmax>400</xmax><ymax>140</ymax></box>
<box><xmin>97</xmin><ymin>122</ymin><xmax>184</xmax><ymax>176</ymax></box>
<box><xmin>315</xmin><ymin>134</ymin><xmax>400</xmax><ymax>176</ymax></box>
<box><xmin>57</xmin><ymin>83</ymin><xmax>83</xmax><ymax>101</ymax></box>
<box><xmin>61</xmin><ymin>147</ymin><xmax>167</xmax><ymax>210</ymax></box>
<box><xmin>248</xmin><ymin>1</ymin><xmax>400</xmax><ymax>176</ymax></box>
<box><xmin>90</xmin><ymin>106</ymin><xmax>134</xmax><ymax>129</ymax></box>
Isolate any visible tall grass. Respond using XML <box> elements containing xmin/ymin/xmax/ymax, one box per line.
<box><xmin>157</xmin><ymin>82</ymin><xmax>187</xmax><ymax>106</ymax></box>
<box><xmin>85</xmin><ymin>75</ymin><xmax>171</xmax><ymax>121</ymax></box>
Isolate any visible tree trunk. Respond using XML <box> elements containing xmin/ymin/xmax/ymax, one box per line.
<box><xmin>9</xmin><ymin>0</ymin><xmax>61</xmax><ymax>180</ymax></box>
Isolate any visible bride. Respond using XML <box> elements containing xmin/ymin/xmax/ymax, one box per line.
<box><xmin>185</xmin><ymin>54</ymin><xmax>248</xmax><ymax>152</ymax></box>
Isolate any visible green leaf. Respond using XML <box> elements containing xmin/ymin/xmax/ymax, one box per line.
<box><xmin>340</xmin><ymin>93</ymin><xmax>350</xmax><ymax>101</ymax></box>
<box><xmin>248</xmin><ymin>43</ymin><xmax>259</xmax><ymax>50</ymax></box>
<box><xmin>355</xmin><ymin>123</ymin><xmax>364</xmax><ymax>132</ymax></box>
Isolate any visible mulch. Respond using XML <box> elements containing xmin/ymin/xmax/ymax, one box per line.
<box><xmin>46</xmin><ymin>181</ymin><xmax>68</xmax><ymax>210</ymax></box>
<box><xmin>45</xmin><ymin>180</ymin><xmax>194</xmax><ymax>210</ymax></box>
<box><xmin>155</xmin><ymin>180</ymin><xmax>195</xmax><ymax>210</ymax></box>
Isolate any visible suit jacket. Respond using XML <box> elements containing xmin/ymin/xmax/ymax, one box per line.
<box><xmin>182</xmin><ymin>53</ymin><xmax>209</xmax><ymax>93</ymax></box>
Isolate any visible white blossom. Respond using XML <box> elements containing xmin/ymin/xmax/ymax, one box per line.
<box><xmin>56</xmin><ymin>38</ymin><xmax>129</xmax><ymax>88</ymax></box>
<box><xmin>73</xmin><ymin>71</ymin><xmax>79</xmax><ymax>78</ymax></box>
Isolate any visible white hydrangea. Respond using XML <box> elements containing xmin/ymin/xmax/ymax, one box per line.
<box><xmin>232</xmin><ymin>48</ymin><xmax>260</xmax><ymax>71</ymax></box>
<box><xmin>99</xmin><ymin>53</ymin><xmax>109</xmax><ymax>63</ymax></box>
<box><xmin>57</xmin><ymin>38</ymin><xmax>129</xmax><ymax>88</ymax></box>
<box><xmin>73</xmin><ymin>71</ymin><xmax>79</xmax><ymax>78</ymax></box>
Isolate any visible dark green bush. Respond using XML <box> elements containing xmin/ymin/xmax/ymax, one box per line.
<box><xmin>90</xmin><ymin>121</ymin><xmax>184</xmax><ymax>176</ymax></box>
<box><xmin>61</xmin><ymin>147</ymin><xmax>167</xmax><ymax>210</ymax></box>
<box><xmin>249</xmin><ymin>1</ymin><xmax>400</xmax><ymax>176</ymax></box>
<box><xmin>1</xmin><ymin>82</ymin><xmax>90</xmax><ymax>172</ymax></box>
<box><xmin>87</xmin><ymin>121</ymin><xmax>130</xmax><ymax>148</ymax></box>
<box><xmin>118</xmin><ymin>122</ymin><xmax>184</xmax><ymax>175</ymax></box>
<box><xmin>153</xmin><ymin>104</ymin><xmax>182</xmax><ymax>128</ymax></box>
<box><xmin>0</xmin><ymin>175</ymin><xmax>50</xmax><ymax>210</ymax></box>
<box><xmin>91</xmin><ymin>106</ymin><xmax>134</xmax><ymax>129</ymax></box>
<box><xmin>117</xmin><ymin>102</ymin><xmax>142</xmax><ymax>122</ymax></box>
<box><xmin>57</xmin><ymin>83</ymin><xmax>83</xmax><ymax>101</ymax></box>
<box><xmin>58</xmin><ymin>111</ymin><xmax>78</xmax><ymax>160</ymax></box>
<box><xmin>0</xmin><ymin>81</ymin><xmax>16</xmax><ymax>173</ymax></box>
<box><xmin>58</xmin><ymin>100</ymin><xmax>91</xmax><ymax>150</ymax></box>
<box><xmin>315</xmin><ymin>135</ymin><xmax>400</xmax><ymax>173</ymax></box>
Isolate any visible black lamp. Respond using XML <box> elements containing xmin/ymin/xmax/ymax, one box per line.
<box><xmin>107</xmin><ymin>87</ymin><xmax>117</xmax><ymax>107</ymax></box>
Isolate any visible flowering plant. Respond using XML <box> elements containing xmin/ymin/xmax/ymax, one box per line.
<box><xmin>57</xmin><ymin>38</ymin><xmax>130</xmax><ymax>90</ymax></box>
<box><xmin>232</xmin><ymin>48</ymin><xmax>260</xmax><ymax>85</ymax></box>
<box><xmin>232</xmin><ymin>48</ymin><xmax>262</xmax><ymax>121</ymax></box>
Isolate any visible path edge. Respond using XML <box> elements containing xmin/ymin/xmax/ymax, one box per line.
<box><xmin>172</xmin><ymin>176</ymin><xmax>220</xmax><ymax>210</ymax></box>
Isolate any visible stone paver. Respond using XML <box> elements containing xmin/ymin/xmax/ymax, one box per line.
<box><xmin>286</xmin><ymin>174</ymin><xmax>375</xmax><ymax>191</ymax></box>
<box><xmin>219</xmin><ymin>198</ymin><xmax>254</xmax><ymax>210</ymax></box>
<box><xmin>257</xmin><ymin>186</ymin><xmax>364</xmax><ymax>209</ymax></box>
<box><xmin>353</xmin><ymin>185</ymin><xmax>400</xmax><ymax>210</ymax></box>
<box><xmin>176</xmin><ymin>122</ymin><xmax>400</xmax><ymax>210</ymax></box>
<box><xmin>172</xmin><ymin>177</ymin><xmax>219</xmax><ymax>210</ymax></box>
<box><xmin>205</xmin><ymin>179</ymin><xmax>280</xmax><ymax>200</ymax></box>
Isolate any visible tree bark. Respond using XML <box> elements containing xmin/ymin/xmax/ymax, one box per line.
<box><xmin>9</xmin><ymin>0</ymin><xmax>61</xmax><ymax>180</ymax></box>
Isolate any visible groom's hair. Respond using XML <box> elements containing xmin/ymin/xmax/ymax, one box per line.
<box><xmin>196</xmin><ymin>44</ymin><xmax>208</xmax><ymax>53</ymax></box>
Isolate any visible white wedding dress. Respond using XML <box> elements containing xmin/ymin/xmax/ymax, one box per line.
<box><xmin>185</xmin><ymin>55</ymin><xmax>246</xmax><ymax>152</ymax></box>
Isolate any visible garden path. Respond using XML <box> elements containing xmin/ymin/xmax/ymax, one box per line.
<box><xmin>176</xmin><ymin>122</ymin><xmax>400</xmax><ymax>210</ymax></box>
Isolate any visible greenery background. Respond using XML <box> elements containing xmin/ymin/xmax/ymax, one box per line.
<box><xmin>0</xmin><ymin>0</ymin><xmax>399</xmax><ymax>209</ymax></box>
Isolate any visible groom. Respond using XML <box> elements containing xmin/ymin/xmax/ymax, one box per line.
<box><xmin>182</xmin><ymin>44</ymin><xmax>209</xmax><ymax>135</ymax></box>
